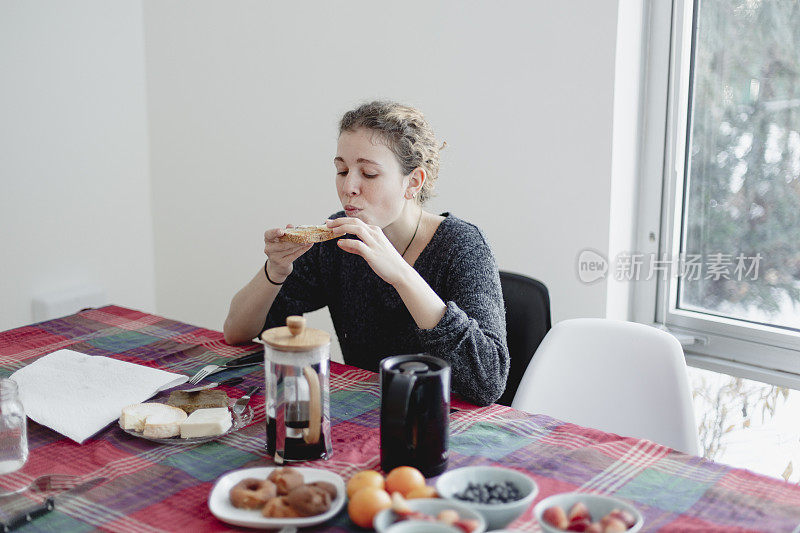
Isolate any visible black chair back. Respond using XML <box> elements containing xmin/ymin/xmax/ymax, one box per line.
<box><xmin>497</xmin><ymin>271</ymin><xmax>551</xmax><ymax>406</ymax></box>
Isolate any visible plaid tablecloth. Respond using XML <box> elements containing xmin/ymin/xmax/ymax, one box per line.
<box><xmin>1</xmin><ymin>305</ymin><xmax>800</xmax><ymax>532</ymax></box>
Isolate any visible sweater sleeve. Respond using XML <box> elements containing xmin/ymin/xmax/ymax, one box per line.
<box><xmin>415</xmin><ymin>242</ymin><xmax>509</xmax><ymax>406</ymax></box>
<box><xmin>263</xmin><ymin>244</ymin><xmax>328</xmax><ymax>331</ymax></box>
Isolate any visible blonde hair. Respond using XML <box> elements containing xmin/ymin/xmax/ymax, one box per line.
<box><xmin>339</xmin><ymin>101</ymin><xmax>444</xmax><ymax>204</ymax></box>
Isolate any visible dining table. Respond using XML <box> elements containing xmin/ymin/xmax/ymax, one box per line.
<box><xmin>1</xmin><ymin>305</ymin><xmax>800</xmax><ymax>532</ymax></box>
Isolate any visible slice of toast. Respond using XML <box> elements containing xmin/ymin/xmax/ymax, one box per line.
<box><xmin>167</xmin><ymin>389</ymin><xmax>229</xmax><ymax>414</ymax></box>
<box><xmin>278</xmin><ymin>225</ymin><xmax>337</xmax><ymax>244</ymax></box>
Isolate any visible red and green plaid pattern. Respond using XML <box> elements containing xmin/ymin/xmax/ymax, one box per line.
<box><xmin>1</xmin><ymin>306</ymin><xmax>799</xmax><ymax>531</ymax></box>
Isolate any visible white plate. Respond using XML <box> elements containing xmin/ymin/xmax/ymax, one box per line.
<box><xmin>208</xmin><ymin>466</ymin><xmax>346</xmax><ymax>529</ymax></box>
<box><xmin>119</xmin><ymin>404</ymin><xmax>253</xmax><ymax>445</ymax></box>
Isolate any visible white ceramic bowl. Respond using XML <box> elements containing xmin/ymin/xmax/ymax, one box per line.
<box><xmin>435</xmin><ymin>466</ymin><xmax>538</xmax><ymax>530</ymax></box>
<box><xmin>385</xmin><ymin>521</ymin><xmax>462</xmax><ymax>533</ymax></box>
<box><xmin>533</xmin><ymin>492</ymin><xmax>644</xmax><ymax>533</ymax></box>
<box><xmin>373</xmin><ymin>498</ymin><xmax>486</xmax><ymax>533</ymax></box>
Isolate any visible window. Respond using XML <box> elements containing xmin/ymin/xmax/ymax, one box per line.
<box><xmin>636</xmin><ymin>0</ymin><xmax>800</xmax><ymax>385</ymax></box>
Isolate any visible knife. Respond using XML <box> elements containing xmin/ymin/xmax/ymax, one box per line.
<box><xmin>220</xmin><ymin>352</ymin><xmax>263</xmax><ymax>368</ymax></box>
<box><xmin>195</xmin><ymin>353</ymin><xmax>264</xmax><ymax>384</ymax></box>
<box><xmin>1</xmin><ymin>477</ymin><xmax>106</xmax><ymax>532</ymax></box>
<box><xmin>181</xmin><ymin>376</ymin><xmax>244</xmax><ymax>393</ymax></box>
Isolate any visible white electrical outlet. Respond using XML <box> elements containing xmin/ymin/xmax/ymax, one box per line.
<box><xmin>32</xmin><ymin>285</ymin><xmax>108</xmax><ymax>322</ymax></box>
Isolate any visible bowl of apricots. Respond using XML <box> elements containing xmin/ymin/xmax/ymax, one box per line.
<box><xmin>533</xmin><ymin>492</ymin><xmax>643</xmax><ymax>533</ymax></box>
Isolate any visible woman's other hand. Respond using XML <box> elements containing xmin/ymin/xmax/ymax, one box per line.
<box><xmin>327</xmin><ymin>217</ymin><xmax>411</xmax><ymax>286</ymax></box>
<box><xmin>264</xmin><ymin>225</ymin><xmax>313</xmax><ymax>281</ymax></box>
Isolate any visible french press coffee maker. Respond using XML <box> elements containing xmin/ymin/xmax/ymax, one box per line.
<box><xmin>261</xmin><ymin>316</ymin><xmax>332</xmax><ymax>464</ymax></box>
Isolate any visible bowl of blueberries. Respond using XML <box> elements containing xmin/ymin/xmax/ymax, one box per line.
<box><xmin>435</xmin><ymin>466</ymin><xmax>538</xmax><ymax>530</ymax></box>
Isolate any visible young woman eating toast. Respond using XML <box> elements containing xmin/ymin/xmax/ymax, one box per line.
<box><xmin>223</xmin><ymin>101</ymin><xmax>508</xmax><ymax>406</ymax></box>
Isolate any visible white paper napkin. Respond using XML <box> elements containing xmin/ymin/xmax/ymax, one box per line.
<box><xmin>10</xmin><ymin>349</ymin><xmax>188</xmax><ymax>444</ymax></box>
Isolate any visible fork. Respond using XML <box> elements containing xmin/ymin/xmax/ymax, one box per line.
<box><xmin>187</xmin><ymin>352</ymin><xmax>263</xmax><ymax>385</ymax></box>
<box><xmin>232</xmin><ymin>386</ymin><xmax>260</xmax><ymax>415</ymax></box>
<box><xmin>180</xmin><ymin>376</ymin><xmax>244</xmax><ymax>393</ymax></box>
<box><xmin>0</xmin><ymin>474</ymin><xmax>78</xmax><ymax>499</ymax></box>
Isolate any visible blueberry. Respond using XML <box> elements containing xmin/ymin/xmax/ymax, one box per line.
<box><xmin>455</xmin><ymin>481</ymin><xmax>523</xmax><ymax>504</ymax></box>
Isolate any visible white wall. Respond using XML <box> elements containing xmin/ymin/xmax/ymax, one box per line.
<box><xmin>142</xmin><ymin>0</ymin><xmax>630</xmax><ymax>338</ymax></box>
<box><xmin>0</xmin><ymin>1</ymin><xmax>156</xmax><ymax>331</ymax></box>
<box><xmin>0</xmin><ymin>1</ymin><xmax>643</xmax><ymax>339</ymax></box>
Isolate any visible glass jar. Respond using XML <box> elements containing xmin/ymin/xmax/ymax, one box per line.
<box><xmin>261</xmin><ymin>316</ymin><xmax>333</xmax><ymax>464</ymax></box>
<box><xmin>0</xmin><ymin>379</ymin><xmax>28</xmax><ymax>474</ymax></box>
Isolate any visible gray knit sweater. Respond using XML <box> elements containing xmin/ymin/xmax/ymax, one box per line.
<box><xmin>264</xmin><ymin>212</ymin><xmax>509</xmax><ymax>406</ymax></box>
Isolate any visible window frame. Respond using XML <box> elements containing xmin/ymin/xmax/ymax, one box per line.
<box><xmin>634</xmin><ymin>0</ymin><xmax>800</xmax><ymax>387</ymax></box>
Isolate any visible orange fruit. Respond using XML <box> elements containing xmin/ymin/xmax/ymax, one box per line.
<box><xmin>348</xmin><ymin>486</ymin><xmax>392</xmax><ymax>528</ymax></box>
<box><xmin>346</xmin><ymin>470</ymin><xmax>385</xmax><ymax>498</ymax></box>
<box><xmin>384</xmin><ymin>466</ymin><xmax>426</xmax><ymax>497</ymax></box>
<box><xmin>406</xmin><ymin>485</ymin><xmax>438</xmax><ymax>499</ymax></box>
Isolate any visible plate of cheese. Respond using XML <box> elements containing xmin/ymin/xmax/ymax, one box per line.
<box><xmin>119</xmin><ymin>399</ymin><xmax>253</xmax><ymax>445</ymax></box>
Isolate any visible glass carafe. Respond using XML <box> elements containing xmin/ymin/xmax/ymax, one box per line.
<box><xmin>262</xmin><ymin>316</ymin><xmax>332</xmax><ymax>464</ymax></box>
<box><xmin>0</xmin><ymin>379</ymin><xmax>28</xmax><ymax>474</ymax></box>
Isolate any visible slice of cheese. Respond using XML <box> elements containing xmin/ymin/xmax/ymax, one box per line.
<box><xmin>180</xmin><ymin>407</ymin><xmax>232</xmax><ymax>438</ymax></box>
<box><xmin>143</xmin><ymin>408</ymin><xmax>188</xmax><ymax>438</ymax></box>
<box><xmin>121</xmin><ymin>403</ymin><xmax>187</xmax><ymax>438</ymax></box>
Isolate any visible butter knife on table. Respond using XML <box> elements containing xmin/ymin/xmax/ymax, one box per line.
<box><xmin>1</xmin><ymin>477</ymin><xmax>106</xmax><ymax>532</ymax></box>
<box><xmin>160</xmin><ymin>352</ymin><xmax>262</xmax><ymax>392</ymax></box>
<box><xmin>184</xmin><ymin>352</ymin><xmax>264</xmax><ymax>385</ymax></box>
<box><xmin>212</xmin><ymin>352</ymin><xmax>263</xmax><ymax>370</ymax></box>
<box><xmin>181</xmin><ymin>376</ymin><xmax>244</xmax><ymax>393</ymax></box>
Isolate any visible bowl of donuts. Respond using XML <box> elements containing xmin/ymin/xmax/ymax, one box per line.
<box><xmin>208</xmin><ymin>466</ymin><xmax>346</xmax><ymax>529</ymax></box>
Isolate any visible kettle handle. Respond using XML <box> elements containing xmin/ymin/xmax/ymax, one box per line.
<box><xmin>383</xmin><ymin>372</ymin><xmax>417</xmax><ymax>453</ymax></box>
<box><xmin>302</xmin><ymin>366</ymin><xmax>321</xmax><ymax>444</ymax></box>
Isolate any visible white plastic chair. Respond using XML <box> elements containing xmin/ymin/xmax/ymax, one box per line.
<box><xmin>511</xmin><ymin>318</ymin><xmax>699</xmax><ymax>454</ymax></box>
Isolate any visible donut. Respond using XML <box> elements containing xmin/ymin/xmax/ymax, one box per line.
<box><xmin>307</xmin><ymin>481</ymin><xmax>338</xmax><ymax>500</ymax></box>
<box><xmin>286</xmin><ymin>485</ymin><xmax>332</xmax><ymax>516</ymax></box>
<box><xmin>262</xmin><ymin>496</ymin><xmax>301</xmax><ymax>518</ymax></box>
<box><xmin>268</xmin><ymin>467</ymin><xmax>304</xmax><ymax>495</ymax></box>
<box><xmin>229</xmin><ymin>478</ymin><xmax>277</xmax><ymax>509</ymax></box>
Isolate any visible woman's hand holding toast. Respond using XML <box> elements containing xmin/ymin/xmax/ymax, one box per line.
<box><xmin>326</xmin><ymin>217</ymin><xmax>412</xmax><ymax>287</ymax></box>
<box><xmin>327</xmin><ymin>217</ymin><xmax>446</xmax><ymax>330</ymax></box>
<box><xmin>264</xmin><ymin>226</ymin><xmax>313</xmax><ymax>281</ymax></box>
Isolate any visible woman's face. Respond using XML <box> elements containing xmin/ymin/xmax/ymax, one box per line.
<box><xmin>335</xmin><ymin>128</ymin><xmax>410</xmax><ymax>228</ymax></box>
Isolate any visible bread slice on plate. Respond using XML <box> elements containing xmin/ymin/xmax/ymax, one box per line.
<box><xmin>167</xmin><ymin>389</ymin><xmax>229</xmax><ymax>414</ymax></box>
<box><xmin>278</xmin><ymin>225</ymin><xmax>337</xmax><ymax>244</ymax></box>
<box><xmin>121</xmin><ymin>403</ymin><xmax>187</xmax><ymax>438</ymax></box>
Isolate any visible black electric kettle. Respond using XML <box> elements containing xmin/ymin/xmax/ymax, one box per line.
<box><xmin>380</xmin><ymin>354</ymin><xmax>450</xmax><ymax>477</ymax></box>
